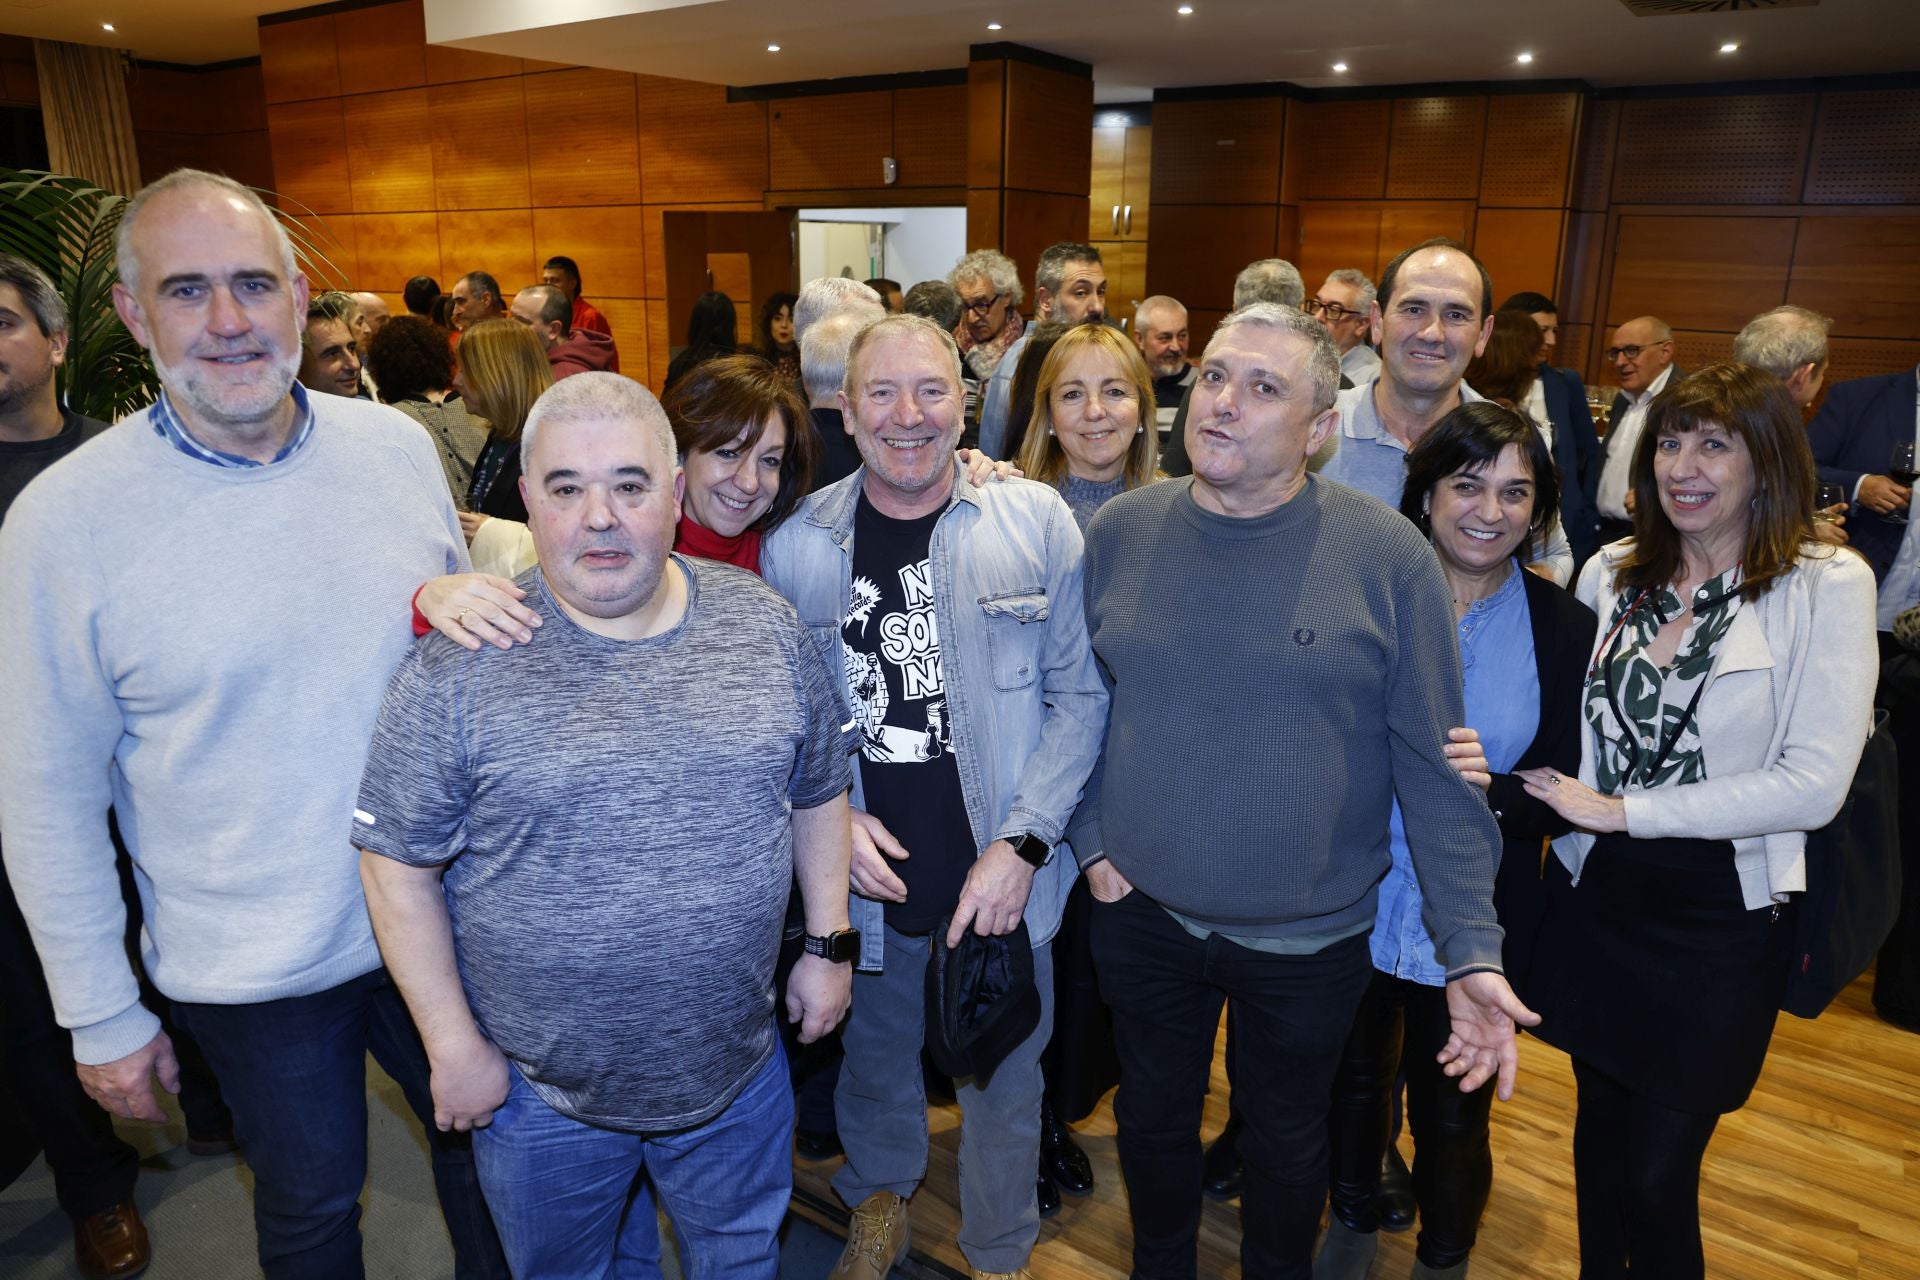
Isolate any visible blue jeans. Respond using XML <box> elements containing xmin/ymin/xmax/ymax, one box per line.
<box><xmin>473</xmin><ymin>1043</ymin><xmax>793</xmax><ymax>1280</ymax></box>
<box><xmin>172</xmin><ymin>967</ymin><xmax>506</xmax><ymax>1280</ymax></box>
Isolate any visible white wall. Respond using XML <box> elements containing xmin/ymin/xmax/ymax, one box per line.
<box><xmin>798</xmin><ymin>207</ymin><xmax>967</xmax><ymax>293</ymax></box>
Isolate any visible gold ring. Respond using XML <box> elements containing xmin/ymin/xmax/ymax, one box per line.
<box><xmin>456</xmin><ymin>609</ymin><xmax>473</xmax><ymax>628</ymax></box>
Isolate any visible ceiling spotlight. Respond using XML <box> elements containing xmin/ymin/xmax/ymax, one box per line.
<box><xmin>102</xmin><ymin>22</ymin><xmax>115</xmax><ymax>31</ymax></box>
<box><xmin>1178</xmin><ymin>5</ymin><xmax>1194</xmax><ymax>14</ymax></box>
<box><xmin>766</xmin><ymin>43</ymin><xmax>781</xmax><ymax>52</ymax></box>
<box><xmin>987</xmin><ymin>21</ymin><xmax>1002</xmax><ymax>30</ymax></box>
<box><xmin>1517</xmin><ymin>51</ymin><xmax>1534</xmax><ymax>64</ymax></box>
<box><xmin>1332</xmin><ymin>62</ymin><xmax>1348</xmax><ymax>73</ymax></box>
<box><xmin>1720</xmin><ymin>41</ymin><xmax>1740</xmax><ymax>53</ymax></box>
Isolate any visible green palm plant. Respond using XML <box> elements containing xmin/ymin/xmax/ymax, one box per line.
<box><xmin>0</xmin><ymin>166</ymin><xmax>348</xmax><ymax>423</ymax></box>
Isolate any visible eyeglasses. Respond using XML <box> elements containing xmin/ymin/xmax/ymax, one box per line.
<box><xmin>1605</xmin><ymin>341</ymin><xmax>1670</xmax><ymax>362</ymax></box>
<box><xmin>1304</xmin><ymin>299</ymin><xmax>1362</xmax><ymax>322</ymax></box>
<box><xmin>961</xmin><ymin>292</ymin><xmax>1007</xmax><ymax>315</ymax></box>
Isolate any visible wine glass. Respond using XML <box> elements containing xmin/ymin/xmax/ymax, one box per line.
<box><xmin>1813</xmin><ymin>482</ymin><xmax>1846</xmax><ymax>525</ymax></box>
<box><xmin>1891</xmin><ymin>442</ymin><xmax>1917</xmax><ymax>524</ymax></box>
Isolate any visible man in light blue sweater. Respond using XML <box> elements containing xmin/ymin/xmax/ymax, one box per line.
<box><xmin>0</xmin><ymin>170</ymin><xmax>504</xmax><ymax>1279</ymax></box>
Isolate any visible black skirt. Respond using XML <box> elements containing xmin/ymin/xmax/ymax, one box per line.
<box><xmin>1530</xmin><ymin>833</ymin><xmax>1796</xmax><ymax>1115</ymax></box>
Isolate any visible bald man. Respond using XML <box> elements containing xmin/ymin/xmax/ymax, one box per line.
<box><xmin>1133</xmin><ymin>295</ymin><xmax>1193</xmax><ymax>433</ymax></box>
<box><xmin>351</xmin><ymin>292</ymin><xmax>391</xmax><ymax>338</ymax></box>
<box><xmin>1593</xmin><ymin>316</ymin><xmax>1679</xmax><ymax>544</ymax></box>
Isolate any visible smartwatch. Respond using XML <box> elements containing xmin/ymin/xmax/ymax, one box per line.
<box><xmin>803</xmin><ymin>928</ymin><xmax>861</xmax><ymax>963</ymax></box>
<box><xmin>1011</xmin><ymin>832</ymin><xmax>1051</xmax><ymax>868</ymax></box>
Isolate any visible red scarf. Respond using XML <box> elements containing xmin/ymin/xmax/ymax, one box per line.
<box><xmin>674</xmin><ymin>516</ymin><xmax>762</xmax><ymax>575</ymax></box>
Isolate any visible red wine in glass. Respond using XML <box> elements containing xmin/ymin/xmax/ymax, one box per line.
<box><xmin>1892</xmin><ymin>441</ymin><xmax>1917</xmax><ymax>523</ymax></box>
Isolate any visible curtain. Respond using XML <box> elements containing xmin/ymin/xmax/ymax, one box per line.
<box><xmin>33</xmin><ymin>39</ymin><xmax>142</xmax><ymax>195</ymax></box>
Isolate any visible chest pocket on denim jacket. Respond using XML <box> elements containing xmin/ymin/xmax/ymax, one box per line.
<box><xmin>979</xmin><ymin>589</ymin><xmax>1049</xmax><ymax>691</ymax></box>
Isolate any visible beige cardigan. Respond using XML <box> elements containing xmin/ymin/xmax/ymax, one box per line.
<box><xmin>1552</xmin><ymin>541</ymin><xmax>1879</xmax><ymax>910</ymax></box>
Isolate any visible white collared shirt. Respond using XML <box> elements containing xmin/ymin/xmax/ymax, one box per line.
<box><xmin>1596</xmin><ymin>363</ymin><xmax>1676</xmax><ymax>520</ymax></box>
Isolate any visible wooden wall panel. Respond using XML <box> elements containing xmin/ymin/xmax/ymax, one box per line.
<box><xmin>967</xmin><ymin>189</ymin><xmax>1003</xmax><ymax>253</ymax></box>
<box><xmin>1297</xmin><ymin>203</ymin><xmax>1382</xmax><ymax>295</ymax></box>
<box><xmin>523</xmin><ymin>69</ymin><xmax>641</xmax><ymax>206</ymax></box>
<box><xmin>1611</xmin><ymin>95</ymin><xmax>1814</xmax><ymax>205</ymax></box>
<box><xmin>130</xmin><ymin>65</ymin><xmax>273</xmax><ymax>192</ymax></box>
<box><xmin>335</xmin><ymin>0</ymin><xmax>426</xmax><ymax>96</ymax></box>
<box><xmin>893</xmin><ymin>85</ymin><xmax>968</xmax><ymax>188</ymax></box>
<box><xmin>1002</xmin><ymin>62</ymin><xmax>1092</xmax><ymax>196</ymax></box>
<box><xmin>1386</xmin><ymin>96</ymin><xmax>1487</xmax><ymax>200</ymax></box>
<box><xmin>438</xmin><ymin>209</ymin><xmax>537</xmax><ymax>297</ymax></box>
<box><xmin>590</xmin><ymin>296</ymin><xmax>648</xmax><ymax>372</ymax></box>
<box><xmin>967</xmin><ymin>61</ymin><xmax>1006</xmax><ymax>192</ymax></box>
<box><xmin>1571</xmin><ymin>98</ymin><xmax>1619</xmax><ymax>213</ymax></box>
<box><xmin>425</xmin><ymin>45</ymin><xmax>522</xmax><ymax>85</ymax></box>
<box><xmin>1480</xmin><ymin>93</ymin><xmax>1577</xmax><ymax>207</ymax></box>
<box><xmin>268</xmin><ymin>99</ymin><xmax>353</xmax><ymax>214</ymax></box>
<box><xmin>1558</xmin><ymin>209</ymin><xmax>1607</xmax><ymax>324</ymax></box>
<box><xmin>646</xmin><ymin>304</ymin><xmax>673</xmax><ymax>394</ymax></box>
<box><xmin>1474</xmin><ymin>208</ymin><xmax>1564</xmax><ymax>306</ymax></box>
<box><xmin>138</xmin><ymin>129</ymin><xmax>276</xmax><ymax>191</ymax></box>
<box><xmin>430</xmin><ymin>79</ymin><xmax>531</xmax><ymax>211</ymax></box>
<box><xmin>641</xmin><ymin>201</ymin><xmax>763</xmax><ymax>301</ymax></box>
<box><xmin>1292</xmin><ymin>100</ymin><xmax>1390</xmax><ymax>201</ymax></box>
<box><xmin>1151</xmin><ymin>98</ymin><xmax>1284</xmax><ymax>205</ymax></box>
<box><xmin>1376</xmin><ymin>201</ymin><xmax>1476</xmax><ymax>273</ymax></box>
<box><xmin>1804</xmin><ymin>88</ymin><xmax>1920</xmax><ymax>205</ymax></box>
<box><xmin>1146</xmin><ymin>205</ymin><xmax>1279</xmax><ymax>311</ymax></box>
<box><xmin>259</xmin><ymin>15</ymin><xmax>339</xmax><ymax>104</ymax></box>
<box><xmin>349</xmin><ymin>212</ymin><xmax>441</xmax><ymax>292</ymax></box>
<box><xmin>1186</xmin><ymin>309</ymin><xmax>1228</xmax><ymax>364</ymax></box>
<box><xmin>1002</xmin><ymin>191</ymin><xmax>1092</xmax><ymax>288</ymax></box>
<box><xmin>637</xmin><ymin>77</ymin><xmax>766</xmax><ymax>205</ymax></box>
<box><xmin>1824</xmin><ymin>336</ymin><xmax>1920</xmax><ymax>387</ymax></box>
<box><xmin>1607</xmin><ymin>215</ymin><xmax>1796</xmax><ymax>330</ymax></box>
<box><xmin>1667</xmin><ymin>328</ymin><xmax>1738</xmax><ymax>373</ymax></box>
<box><xmin>344</xmin><ymin>89</ymin><xmax>434</xmax><ymax>213</ymax></box>
<box><xmin>769</xmin><ymin>92</ymin><xmax>892</xmax><ymax>191</ymax></box>
<box><xmin>0</xmin><ymin>35</ymin><xmax>38</xmax><ymax>107</ymax></box>
<box><xmin>532</xmin><ymin>205</ymin><xmax>646</xmax><ymax>299</ymax></box>
<box><xmin>1788</xmin><ymin>215</ymin><xmax>1920</xmax><ymax>339</ymax></box>
<box><xmin>292</xmin><ymin>210</ymin><xmax>356</xmax><ymax>290</ymax></box>
<box><xmin>1558</xmin><ymin>321</ymin><xmax>1592</xmax><ymax>377</ymax></box>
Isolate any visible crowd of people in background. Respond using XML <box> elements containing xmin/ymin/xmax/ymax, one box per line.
<box><xmin>0</xmin><ymin>164</ymin><xmax>1915</xmax><ymax>1280</ymax></box>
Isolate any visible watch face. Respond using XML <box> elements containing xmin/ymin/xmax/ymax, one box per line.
<box><xmin>827</xmin><ymin>929</ymin><xmax>860</xmax><ymax>962</ymax></box>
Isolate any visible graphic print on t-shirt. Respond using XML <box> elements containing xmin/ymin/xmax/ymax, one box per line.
<box><xmin>845</xmin><ymin>564</ymin><xmax>955</xmax><ymax>764</ymax></box>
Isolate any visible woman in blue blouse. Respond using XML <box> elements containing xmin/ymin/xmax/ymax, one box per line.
<box><xmin>1317</xmin><ymin>402</ymin><xmax>1597</xmax><ymax>1280</ymax></box>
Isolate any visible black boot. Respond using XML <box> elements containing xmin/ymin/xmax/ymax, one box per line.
<box><xmin>1036</xmin><ymin>1167</ymin><xmax>1062</xmax><ymax>1219</ymax></box>
<box><xmin>1040</xmin><ymin>1099</ymin><xmax>1094</xmax><ymax>1195</ymax></box>
<box><xmin>1376</xmin><ymin>1142</ymin><xmax>1415</xmax><ymax>1233</ymax></box>
<box><xmin>1201</xmin><ymin>1114</ymin><xmax>1243</xmax><ymax>1201</ymax></box>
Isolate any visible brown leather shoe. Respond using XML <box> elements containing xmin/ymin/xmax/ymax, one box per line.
<box><xmin>831</xmin><ymin>1191</ymin><xmax>910</xmax><ymax>1279</ymax></box>
<box><xmin>74</xmin><ymin>1199</ymin><xmax>150</xmax><ymax>1278</ymax></box>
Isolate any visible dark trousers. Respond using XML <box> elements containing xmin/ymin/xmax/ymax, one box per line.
<box><xmin>172</xmin><ymin>968</ymin><xmax>507</xmax><ymax>1280</ymax></box>
<box><xmin>1875</xmin><ymin>649</ymin><xmax>1920</xmax><ymax>1025</ymax></box>
<box><xmin>1327</xmin><ymin>970</ymin><xmax>1493</xmax><ymax>1268</ymax></box>
<box><xmin>1571</xmin><ymin>1058</ymin><xmax>1720</xmax><ymax>1280</ymax></box>
<box><xmin>1090</xmin><ymin>891</ymin><xmax>1373</xmax><ymax>1280</ymax></box>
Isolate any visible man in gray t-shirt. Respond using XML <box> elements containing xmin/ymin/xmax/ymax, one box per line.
<box><xmin>355</xmin><ymin>373</ymin><xmax>855</xmax><ymax>1279</ymax></box>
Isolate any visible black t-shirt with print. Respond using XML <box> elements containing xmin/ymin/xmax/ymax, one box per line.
<box><xmin>843</xmin><ymin>493</ymin><xmax>974</xmax><ymax>935</ymax></box>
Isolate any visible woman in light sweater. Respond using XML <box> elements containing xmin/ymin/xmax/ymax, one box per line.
<box><xmin>1015</xmin><ymin>322</ymin><xmax>1161</xmax><ymax>533</ymax></box>
<box><xmin>1517</xmin><ymin>363</ymin><xmax>1877</xmax><ymax>1279</ymax></box>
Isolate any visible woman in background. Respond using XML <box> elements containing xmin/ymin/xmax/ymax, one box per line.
<box><xmin>367</xmin><ymin>314</ymin><xmax>489</xmax><ymax>502</ymax></box>
<box><xmin>1016</xmin><ymin>323</ymin><xmax>1160</xmax><ymax>530</ymax></box>
<box><xmin>665</xmin><ymin>291</ymin><xmax>739</xmax><ymax>394</ymax></box>
<box><xmin>662</xmin><ymin>354</ymin><xmax>816</xmax><ymax>574</ymax></box>
<box><xmin>758</xmin><ymin>291</ymin><xmax>802</xmax><ymax>393</ymax></box>
<box><xmin>1463</xmin><ymin>310</ymin><xmax>1546</xmax><ymax>414</ymax></box>
<box><xmin>454</xmin><ymin>319</ymin><xmax>552</xmax><ymax>569</ymax></box>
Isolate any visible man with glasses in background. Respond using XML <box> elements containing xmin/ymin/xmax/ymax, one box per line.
<box><xmin>1307</xmin><ymin>269</ymin><xmax>1381</xmax><ymax>385</ymax></box>
<box><xmin>1592</xmin><ymin>316</ymin><xmax>1679</xmax><ymax>545</ymax></box>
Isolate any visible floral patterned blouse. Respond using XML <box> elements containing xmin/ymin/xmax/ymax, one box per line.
<box><xmin>1585</xmin><ymin>566</ymin><xmax>1744</xmax><ymax>795</ymax></box>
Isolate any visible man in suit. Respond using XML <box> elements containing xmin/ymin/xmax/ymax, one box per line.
<box><xmin>1808</xmin><ymin>366</ymin><xmax>1916</xmax><ymax>584</ymax></box>
<box><xmin>1592</xmin><ymin>315</ymin><xmax>1679</xmax><ymax>546</ymax></box>
<box><xmin>1503</xmin><ymin>291</ymin><xmax>1602</xmax><ymax>569</ymax></box>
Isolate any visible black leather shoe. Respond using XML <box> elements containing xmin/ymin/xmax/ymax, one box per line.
<box><xmin>1201</xmin><ymin>1115</ymin><xmax>1242</xmax><ymax>1201</ymax></box>
<box><xmin>795</xmin><ymin>1128</ymin><xmax>844</xmax><ymax>1161</ymax></box>
<box><xmin>1039</xmin><ymin>1101</ymin><xmax>1094</xmax><ymax>1195</ymax></box>
<box><xmin>1376</xmin><ymin>1144</ymin><xmax>1415</xmax><ymax>1233</ymax></box>
<box><xmin>1036</xmin><ymin>1169</ymin><xmax>1061</xmax><ymax>1219</ymax></box>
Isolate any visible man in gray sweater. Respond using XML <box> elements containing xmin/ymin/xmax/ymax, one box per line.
<box><xmin>1069</xmin><ymin>303</ymin><xmax>1537</xmax><ymax>1280</ymax></box>
<box><xmin>0</xmin><ymin>169</ymin><xmax>503</xmax><ymax>1279</ymax></box>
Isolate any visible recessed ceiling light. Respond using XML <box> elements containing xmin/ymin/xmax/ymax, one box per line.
<box><xmin>766</xmin><ymin>43</ymin><xmax>781</xmax><ymax>52</ymax></box>
<box><xmin>987</xmin><ymin>21</ymin><xmax>1002</xmax><ymax>30</ymax></box>
<box><xmin>1517</xmin><ymin>51</ymin><xmax>1534</xmax><ymax>64</ymax></box>
<box><xmin>1720</xmin><ymin>41</ymin><xmax>1740</xmax><ymax>53</ymax></box>
<box><xmin>102</xmin><ymin>22</ymin><xmax>115</xmax><ymax>31</ymax></box>
<box><xmin>1332</xmin><ymin>62</ymin><xmax>1348</xmax><ymax>73</ymax></box>
<box><xmin>1178</xmin><ymin>5</ymin><xmax>1194</xmax><ymax>14</ymax></box>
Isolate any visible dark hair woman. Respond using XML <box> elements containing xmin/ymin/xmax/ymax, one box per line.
<box><xmin>661</xmin><ymin>354</ymin><xmax>816</xmax><ymax>574</ymax></box>
<box><xmin>1464</xmin><ymin>309</ymin><xmax>1546</xmax><ymax>410</ymax></box>
<box><xmin>367</xmin><ymin>315</ymin><xmax>489</xmax><ymax>502</ymax></box>
<box><xmin>1316</xmin><ymin>401</ymin><xmax>1597</xmax><ymax>1280</ymax></box>
<box><xmin>664</xmin><ymin>291</ymin><xmax>739</xmax><ymax>394</ymax></box>
<box><xmin>1519</xmin><ymin>363</ymin><xmax>1878</xmax><ymax>1278</ymax></box>
<box><xmin>757</xmin><ymin>291</ymin><xmax>802</xmax><ymax>393</ymax></box>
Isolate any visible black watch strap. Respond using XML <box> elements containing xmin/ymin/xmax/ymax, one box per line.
<box><xmin>1011</xmin><ymin>832</ymin><xmax>1051</xmax><ymax>867</ymax></box>
<box><xmin>803</xmin><ymin>928</ymin><xmax>860</xmax><ymax>963</ymax></box>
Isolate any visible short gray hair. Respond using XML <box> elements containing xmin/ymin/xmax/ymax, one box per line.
<box><xmin>1733</xmin><ymin>305</ymin><xmax>1832</xmax><ymax>380</ymax></box>
<box><xmin>1035</xmin><ymin>242</ymin><xmax>1101</xmax><ymax>298</ymax></box>
<box><xmin>801</xmin><ymin>309</ymin><xmax>866</xmax><ymax>401</ymax></box>
<box><xmin>116</xmin><ymin>168</ymin><xmax>296</xmax><ymax>299</ymax></box>
<box><xmin>841</xmin><ymin>313</ymin><xmax>964</xmax><ymax>398</ymax></box>
<box><xmin>794</xmin><ymin>277</ymin><xmax>883</xmax><ymax>341</ymax></box>
<box><xmin>1233</xmin><ymin>259</ymin><xmax>1305</xmax><ymax>309</ymax></box>
<box><xmin>521</xmin><ymin>372</ymin><xmax>675</xmax><ymax>478</ymax></box>
<box><xmin>1209</xmin><ymin>303</ymin><xmax>1341</xmax><ymax>415</ymax></box>
<box><xmin>1134</xmin><ymin>294</ymin><xmax>1187</xmax><ymax>331</ymax></box>
<box><xmin>0</xmin><ymin>252</ymin><xmax>69</xmax><ymax>336</ymax></box>
<box><xmin>948</xmin><ymin>249</ymin><xmax>1023</xmax><ymax>308</ymax></box>
<box><xmin>1323</xmin><ymin>267</ymin><xmax>1377</xmax><ymax>313</ymax></box>
<box><xmin>903</xmin><ymin>280</ymin><xmax>962</xmax><ymax>333</ymax></box>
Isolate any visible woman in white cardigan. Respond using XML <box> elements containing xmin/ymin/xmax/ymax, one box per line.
<box><xmin>1514</xmin><ymin>363</ymin><xmax>1877</xmax><ymax>1280</ymax></box>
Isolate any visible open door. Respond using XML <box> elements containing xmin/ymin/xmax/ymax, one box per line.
<box><xmin>662</xmin><ymin>210</ymin><xmax>797</xmax><ymax>370</ymax></box>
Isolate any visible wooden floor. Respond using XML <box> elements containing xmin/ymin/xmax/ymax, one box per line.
<box><xmin>792</xmin><ymin>972</ymin><xmax>1920</xmax><ymax>1279</ymax></box>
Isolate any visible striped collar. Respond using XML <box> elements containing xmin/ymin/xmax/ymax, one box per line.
<box><xmin>150</xmin><ymin>380</ymin><xmax>316</xmax><ymax>468</ymax></box>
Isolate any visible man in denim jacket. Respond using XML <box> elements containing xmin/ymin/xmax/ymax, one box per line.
<box><xmin>761</xmin><ymin>314</ymin><xmax>1107</xmax><ymax>1280</ymax></box>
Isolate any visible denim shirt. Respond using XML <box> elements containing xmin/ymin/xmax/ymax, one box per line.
<box><xmin>761</xmin><ymin>462</ymin><xmax>1109</xmax><ymax>972</ymax></box>
<box><xmin>1371</xmin><ymin>561</ymin><xmax>1538</xmax><ymax>985</ymax></box>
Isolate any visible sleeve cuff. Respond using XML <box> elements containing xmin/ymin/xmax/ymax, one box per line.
<box><xmin>411</xmin><ymin>584</ymin><xmax>432</xmax><ymax>638</ymax></box>
<box><xmin>1436</xmin><ymin>925</ymin><xmax>1506</xmax><ymax>977</ymax></box>
<box><xmin>71</xmin><ymin>1002</ymin><xmax>164</xmax><ymax>1068</ymax></box>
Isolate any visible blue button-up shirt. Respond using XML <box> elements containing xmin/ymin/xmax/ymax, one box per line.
<box><xmin>151</xmin><ymin>381</ymin><xmax>316</xmax><ymax>467</ymax></box>
<box><xmin>1371</xmin><ymin>562</ymin><xmax>1538</xmax><ymax>985</ymax></box>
